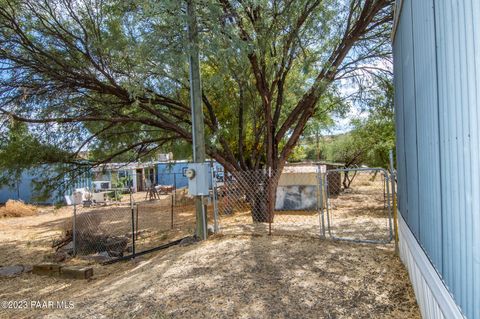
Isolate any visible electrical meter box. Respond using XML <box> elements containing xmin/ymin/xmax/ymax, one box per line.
<box><xmin>187</xmin><ymin>163</ymin><xmax>210</xmax><ymax>196</ymax></box>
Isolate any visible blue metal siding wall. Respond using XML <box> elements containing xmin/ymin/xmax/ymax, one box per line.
<box><xmin>393</xmin><ymin>17</ymin><xmax>408</xmax><ymax>221</ymax></box>
<box><xmin>0</xmin><ymin>171</ymin><xmax>42</xmax><ymax>203</ymax></box>
<box><xmin>0</xmin><ymin>169</ymin><xmax>91</xmax><ymax>204</ymax></box>
<box><xmin>400</xmin><ymin>0</ymin><xmax>420</xmax><ymax>236</ymax></box>
<box><xmin>411</xmin><ymin>0</ymin><xmax>443</xmax><ymax>274</ymax></box>
<box><xmin>394</xmin><ymin>0</ymin><xmax>480</xmax><ymax>317</ymax></box>
<box><xmin>468</xmin><ymin>1</ymin><xmax>480</xmax><ymax>314</ymax></box>
<box><xmin>435</xmin><ymin>1</ymin><xmax>480</xmax><ymax>316</ymax></box>
<box><xmin>0</xmin><ymin>183</ymin><xmax>21</xmax><ymax>203</ymax></box>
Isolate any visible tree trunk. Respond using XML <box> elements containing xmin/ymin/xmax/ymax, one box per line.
<box><xmin>251</xmin><ymin>190</ymin><xmax>269</xmax><ymax>222</ymax></box>
<box><xmin>231</xmin><ymin>170</ymin><xmax>276</xmax><ymax>223</ymax></box>
<box><xmin>342</xmin><ymin>170</ymin><xmax>358</xmax><ymax>189</ymax></box>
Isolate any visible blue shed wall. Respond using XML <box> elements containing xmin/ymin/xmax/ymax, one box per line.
<box><xmin>393</xmin><ymin>0</ymin><xmax>480</xmax><ymax>317</ymax></box>
<box><xmin>410</xmin><ymin>0</ymin><xmax>443</xmax><ymax>275</ymax></box>
<box><xmin>0</xmin><ymin>171</ymin><xmax>54</xmax><ymax>204</ymax></box>
<box><xmin>0</xmin><ymin>168</ymin><xmax>91</xmax><ymax>204</ymax></box>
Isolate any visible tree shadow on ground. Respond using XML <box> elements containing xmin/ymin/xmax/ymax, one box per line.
<box><xmin>1</xmin><ymin>234</ymin><xmax>420</xmax><ymax>319</ymax></box>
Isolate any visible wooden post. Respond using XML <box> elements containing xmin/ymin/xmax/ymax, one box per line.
<box><xmin>389</xmin><ymin>150</ymin><xmax>399</xmax><ymax>254</ymax></box>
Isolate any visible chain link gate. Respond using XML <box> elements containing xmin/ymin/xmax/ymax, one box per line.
<box><xmin>323</xmin><ymin>167</ymin><xmax>393</xmax><ymax>244</ymax></box>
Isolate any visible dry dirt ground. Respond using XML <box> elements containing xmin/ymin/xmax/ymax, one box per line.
<box><xmin>326</xmin><ymin>172</ymin><xmax>392</xmax><ymax>242</ymax></box>
<box><xmin>0</xmin><ymin>187</ymin><xmax>420</xmax><ymax>319</ymax></box>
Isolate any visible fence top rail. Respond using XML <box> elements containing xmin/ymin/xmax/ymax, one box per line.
<box><xmin>325</xmin><ymin>167</ymin><xmax>390</xmax><ymax>175</ymax></box>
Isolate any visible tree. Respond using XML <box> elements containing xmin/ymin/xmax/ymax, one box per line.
<box><xmin>0</xmin><ymin>119</ymin><xmax>71</xmax><ymax>184</ymax></box>
<box><xmin>318</xmin><ymin>75</ymin><xmax>394</xmax><ymax>187</ymax></box>
<box><xmin>0</xmin><ymin>0</ymin><xmax>393</xmax><ymax>219</ymax></box>
<box><xmin>350</xmin><ymin>76</ymin><xmax>395</xmax><ymax>168</ymax></box>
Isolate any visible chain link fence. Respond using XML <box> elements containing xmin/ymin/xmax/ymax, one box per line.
<box><xmin>215</xmin><ymin>166</ymin><xmax>392</xmax><ymax>243</ymax></box>
<box><xmin>73</xmin><ymin>202</ymin><xmax>135</xmax><ymax>258</ymax></box>
<box><xmin>71</xmin><ymin>187</ymin><xmax>216</xmax><ymax>261</ymax></box>
<box><xmin>69</xmin><ymin>165</ymin><xmax>393</xmax><ymax>262</ymax></box>
<box><xmin>273</xmin><ymin>166</ymin><xmax>324</xmax><ymax>237</ymax></box>
<box><xmin>216</xmin><ymin>169</ymin><xmax>274</xmax><ymax>235</ymax></box>
<box><xmin>68</xmin><ymin>190</ymin><xmax>152</xmax><ymax>260</ymax></box>
<box><xmin>134</xmin><ymin>190</ymin><xmax>216</xmax><ymax>253</ymax></box>
<box><xmin>216</xmin><ymin>166</ymin><xmax>324</xmax><ymax>237</ymax></box>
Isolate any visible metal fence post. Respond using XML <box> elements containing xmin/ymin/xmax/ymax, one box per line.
<box><xmin>136</xmin><ymin>204</ymin><xmax>139</xmax><ymax>240</ymax></box>
<box><xmin>268</xmin><ymin>167</ymin><xmax>272</xmax><ymax>236</ymax></box>
<box><xmin>324</xmin><ymin>172</ymin><xmax>332</xmax><ymax>237</ymax></box>
<box><xmin>130</xmin><ymin>188</ymin><xmax>135</xmax><ymax>257</ymax></box>
<box><xmin>72</xmin><ymin>202</ymin><xmax>77</xmax><ymax>256</ymax></box>
<box><xmin>173</xmin><ymin>173</ymin><xmax>177</xmax><ymax>205</ymax></box>
<box><xmin>210</xmin><ymin>164</ymin><xmax>219</xmax><ymax>233</ymax></box>
<box><xmin>384</xmin><ymin>171</ymin><xmax>393</xmax><ymax>240</ymax></box>
<box><xmin>171</xmin><ymin>194</ymin><xmax>174</xmax><ymax>229</ymax></box>
<box><xmin>318</xmin><ymin>166</ymin><xmax>325</xmax><ymax>238</ymax></box>
<box><xmin>201</xmin><ymin>196</ymin><xmax>207</xmax><ymax>240</ymax></box>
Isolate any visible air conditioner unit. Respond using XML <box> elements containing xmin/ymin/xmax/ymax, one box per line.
<box><xmin>92</xmin><ymin>181</ymin><xmax>111</xmax><ymax>191</ymax></box>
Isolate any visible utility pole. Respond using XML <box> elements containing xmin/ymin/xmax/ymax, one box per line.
<box><xmin>187</xmin><ymin>0</ymin><xmax>207</xmax><ymax>240</ymax></box>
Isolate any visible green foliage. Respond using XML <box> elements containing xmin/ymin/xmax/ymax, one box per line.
<box><xmin>115</xmin><ymin>175</ymin><xmax>132</xmax><ymax>188</ymax></box>
<box><xmin>288</xmin><ymin>145</ymin><xmax>308</xmax><ymax>163</ymax></box>
<box><xmin>0</xmin><ymin>0</ymin><xmax>393</xmax><ymax>184</ymax></box>
<box><xmin>351</xmin><ymin>77</ymin><xmax>395</xmax><ymax>168</ymax></box>
<box><xmin>0</xmin><ymin>119</ymin><xmax>71</xmax><ymax>186</ymax></box>
<box><xmin>322</xmin><ymin>134</ymin><xmax>361</xmax><ymax>165</ymax></box>
<box><xmin>321</xmin><ymin>77</ymin><xmax>395</xmax><ymax>168</ymax></box>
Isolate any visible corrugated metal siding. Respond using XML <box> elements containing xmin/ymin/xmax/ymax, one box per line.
<box><xmin>393</xmin><ymin>18</ymin><xmax>407</xmax><ymax>219</ymax></box>
<box><xmin>401</xmin><ymin>0</ymin><xmax>420</xmax><ymax>236</ymax></box>
<box><xmin>411</xmin><ymin>0</ymin><xmax>443</xmax><ymax>274</ymax></box>
<box><xmin>435</xmin><ymin>1</ymin><xmax>480</xmax><ymax>317</ymax></box>
<box><xmin>470</xmin><ymin>1</ymin><xmax>480</xmax><ymax>315</ymax></box>
<box><xmin>0</xmin><ymin>169</ymin><xmax>92</xmax><ymax>204</ymax></box>
<box><xmin>393</xmin><ymin>0</ymin><xmax>480</xmax><ymax>317</ymax></box>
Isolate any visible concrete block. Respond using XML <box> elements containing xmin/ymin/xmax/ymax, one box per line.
<box><xmin>32</xmin><ymin>263</ymin><xmax>61</xmax><ymax>276</ymax></box>
<box><xmin>0</xmin><ymin>265</ymin><xmax>29</xmax><ymax>278</ymax></box>
<box><xmin>60</xmin><ymin>266</ymin><xmax>93</xmax><ymax>280</ymax></box>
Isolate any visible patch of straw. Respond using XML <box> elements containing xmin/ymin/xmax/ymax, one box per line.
<box><xmin>0</xmin><ymin>200</ymin><xmax>38</xmax><ymax>218</ymax></box>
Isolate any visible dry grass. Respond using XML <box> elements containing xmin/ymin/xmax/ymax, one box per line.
<box><xmin>327</xmin><ymin>176</ymin><xmax>391</xmax><ymax>242</ymax></box>
<box><xmin>0</xmin><ymin>200</ymin><xmax>38</xmax><ymax>218</ymax></box>
<box><xmin>0</xmin><ymin>235</ymin><xmax>420</xmax><ymax>319</ymax></box>
<box><xmin>0</xmin><ymin>190</ymin><xmax>420</xmax><ymax>318</ymax></box>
